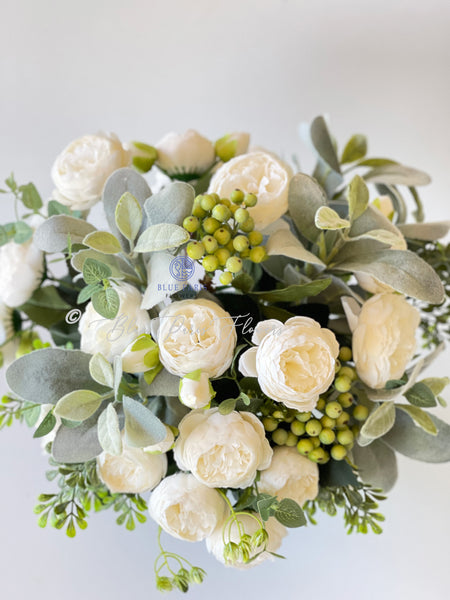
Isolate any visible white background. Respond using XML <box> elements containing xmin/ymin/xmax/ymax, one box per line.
<box><xmin>1</xmin><ymin>1</ymin><xmax>450</xmax><ymax>599</ymax></box>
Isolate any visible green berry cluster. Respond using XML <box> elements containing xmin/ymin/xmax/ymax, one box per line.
<box><xmin>183</xmin><ymin>190</ymin><xmax>267</xmax><ymax>284</ymax></box>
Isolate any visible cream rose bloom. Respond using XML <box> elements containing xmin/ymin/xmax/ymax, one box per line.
<box><xmin>149</xmin><ymin>473</ymin><xmax>228</xmax><ymax>542</ymax></box>
<box><xmin>152</xmin><ymin>298</ymin><xmax>236</xmax><ymax>378</ymax></box>
<box><xmin>239</xmin><ymin>317</ymin><xmax>339</xmax><ymax>411</ymax></box>
<box><xmin>155</xmin><ymin>129</ymin><xmax>216</xmax><ymax>177</ymax></box>
<box><xmin>258</xmin><ymin>447</ymin><xmax>319</xmax><ymax>506</ymax></box>
<box><xmin>208</xmin><ymin>151</ymin><xmax>292</xmax><ymax>230</ymax></box>
<box><xmin>346</xmin><ymin>293</ymin><xmax>420</xmax><ymax>389</ymax></box>
<box><xmin>179</xmin><ymin>370</ymin><xmax>214</xmax><ymax>409</ymax></box>
<box><xmin>174</xmin><ymin>408</ymin><xmax>272</xmax><ymax>489</ymax></box>
<box><xmin>97</xmin><ymin>438</ymin><xmax>167</xmax><ymax>494</ymax></box>
<box><xmin>79</xmin><ymin>283</ymin><xmax>151</xmax><ymax>362</ymax></box>
<box><xmin>51</xmin><ymin>133</ymin><xmax>131</xmax><ymax>211</ymax></box>
<box><xmin>206</xmin><ymin>513</ymin><xmax>286</xmax><ymax>569</ymax></box>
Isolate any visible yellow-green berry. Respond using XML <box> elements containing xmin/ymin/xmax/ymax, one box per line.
<box><xmin>200</xmin><ymin>194</ymin><xmax>217</xmax><ymax>211</ymax></box>
<box><xmin>249</xmin><ymin>246</ymin><xmax>266</xmax><ymax>263</ymax></box>
<box><xmin>187</xmin><ymin>241</ymin><xmax>205</xmax><ymax>260</ymax></box>
<box><xmin>230</xmin><ymin>189</ymin><xmax>245</xmax><ymax>204</ymax></box>
<box><xmin>272</xmin><ymin>409</ymin><xmax>285</xmax><ymax>420</ymax></box>
<box><xmin>336</xmin><ymin>411</ymin><xmax>350</xmax><ymax>428</ymax></box>
<box><xmin>214</xmin><ymin>227</ymin><xmax>231</xmax><ymax>245</ymax></box>
<box><xmin>272</xmin><ymin>428</ymin><xmax>288</xmax><ymax>446</ymax></box>
<box><xmin>296</xmin><ymin>411</ymin><xmax>311</xmax><ymax>422</ymax></box>
<box><xmin>248</xmin><ymin>231</ymin><xmax>263</xmax><ymax>246</ymax></box>
<box><xmin>225</xmin><ymin>240</ymin><xmax>235</xmax><ymax>253</ymax></box>
<box><xmin>290</xmin><ymin>421</ymin><xmax>305</xmax><ymax>436</ymax></box>
<box><xmin>226</xmin><ymin>256</ymin><xmax>243</xmax><ymax>273</ymax></box>
<box><xmin>337</xmin><ymin>428</ymin><xmax>354</xmax><ymax>445</ymax></box>
<box><xmin>325</xmin><ymin>401</ymin><xmax>343</xmax><ymax>419</ymax></box>
<box><xmin>305</xmin><ymin>419</ymin><xmax>322</xmax><ymax>437</ymax></box>
<box><xmin>240</xmin><ymin>217</ymin><xmax>255</xmax><ymax>232</ymax></box>
<box><xmin>338</xmin><ymin>346</ymin><xmax>352</xmax><ymax>362</ymax></box>
<box><xmin>212</xmin><ymin>204</ymin><xmax>232</xmax><ymax>222</ymax></box>
<box><xmin>319</xmin><ymin>428</ymin><xmax>336</xmax><ymax>445</ymax></box>
<box><xmin>335</xmin><ymin>375</ymin><xmax>352</xmax><ymax>393</ymax></box>
<box><xmin>331</xmin><ymin>444</ymin><xmax>347</xmax><ymax>461</ymax></box>
<box><xmin>215</xmin><ymin>247</ymin><xmax>231</xmax><ymax>266</ymax></box>
<box><xmin>297</xmin><ymin>438</ymin><xmax>314</xmax><ymax>455</ymax></box>
<box><xmin>339</xmin><ymin>366</ymin><xmax>357</xmax><ymax>381</ymax></box>
<box><xmin>234</xmin><ymin>207</ymin><xmax>249</xmax><ymax>223</ymax></box>
<box><xmin>244</xmin><ymin>193</ymin><xmax>257</xmax><ymax>207</ymax></box>
<box><xmin>263</xmin><ymin>417</ymin><xmax>278</xmax><ymax>432</ymax></box>
<box><xmin>202</xmin><ymin>255</ymin><xmax>219</xmax><ymax>272</ymax></box>
<box><xmin>353</xmin><ymin>405</ymin><xmax>369</xmax><ymax>421</ymax></box>
<box><xmin>285</xmin><ymin>432</ymin><xmax>298</xmax><ymax>447</ymax></box>
<box><xmin>219</xmin><ymin>271</ymin><xmax>233</xmax><ymax>285</ymax></box>
<box><xmin>202</xmin><ymin>217</ymin><xmax>221</xmax><ymax>234</ymax></box>
<box><xmin>239</xmin><ymin>248</ymin><xmax>250</xmax><ymax>258</ymax></box>
<box><xmin>182</xmin><ymin>216</ymin><xmax>200</xmax><ymax>233</ymax></box>
<box><xmin>309</xmin><ymin>447</ymin><xmax>330</xmax><ymax>464</ymax></box>
<box><xmin>320</xmin><ymin>415</ymin><xmax>336</xmax><ymax>429</ymax></box>
<box><xmin>338</xmin><ymin>392</ymin><xmax>353</xmax><ymax>408</ymax></box>
<box><xmin>316</xmin><ymin>397</ymin><xmax>326</xmax><ymax>411</ymax></box>
<box><xmin>310</xmin><ymin>436</ymin><xmax>321</xmax><ymax>449</ymax></box>
<box><xmin>220</xmin><ymin>198</ymin><xmax>231</xmax><ymax>207</ymax></box>
<box><xmin>202</xmin><ymin>235</ymin><xmax>218</xmax><ymax>254</ymax></box>
<box><xmin>233</xmin><ymin>235</ymin><xmax>250</xmax><ymax>252</ymax></box>
<box><xmin>192</xmin><ymin>204</ymin><xmax>207</xmax><ymax>218</ymax></box>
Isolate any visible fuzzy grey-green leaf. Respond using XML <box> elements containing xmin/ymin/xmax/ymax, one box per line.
<box><xmin>359</xmin><ymin>402</ymin><xmax>396</xmax><ymax>445</ymax></box>
<box><xmin>144</xmin><ymin>182</ymin><xmax>195</xmax><ymax>227</ymax></box>
<box><xmin>97</xmin><ymin>403</ymin><xmax>122</xmax><ymax>455</ymax></box>
<box><xmin>54</xmin><ymin>390</ymin><xmax>103</xmax><ymax>422</ymax></box>
<box><xmin>89</xmin><ymin>353</ymin><xmax>114</xmax><ymax>388</ymax></box>
<box><xmin>288</xmin><ymin>173</ymin><xmax>327</xmax><ymax>243</ymax></box>
<box><xmin>33</xmin><ymin>215</ymin><xmax>96</xmax><ymax>253</ymax></box>
<box><xmin>352</xmin><ymin>439</ymin><xmax>398</xmax><ymax>492</ymax></box>
<box><xmin>134</xmin><ymin>223</ymin><xmax>190</xmax><ymax>253</ymax></box>
<box><xmin>123</xmin><ymin>396</ymin><xmax>167</xmax><ymax>447</ymax></box>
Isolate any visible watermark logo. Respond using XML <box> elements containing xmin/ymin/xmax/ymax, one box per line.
<box><xmin>65</xmin><ymin>308</ymin><xmax>82</xmax><ymax>324</ymax></box>
<box><xmin>169</xmin><ymin>256</ymin><xmax>195</xmax><ymax>281</ymax></box>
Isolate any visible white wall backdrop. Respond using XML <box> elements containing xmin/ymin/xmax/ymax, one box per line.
<box><xmin>1</xmin><ymin>1</ymin><xmax>449</xmax><ymax>599</ymax></box>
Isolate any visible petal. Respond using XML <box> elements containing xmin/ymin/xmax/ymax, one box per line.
<box><xmin>252</xmin><ymin>319</ymin><xmax>282</xmax><ymax>345</ymax></box>
<box><xmin>341</xmin><ymin>296</ymin><xmax>362</xmax><ymax>333</ymax></box>
<box><xmin>238</xmin><ymin>348</ymin><xmax>258</xmax><ymax>377</ymax></box>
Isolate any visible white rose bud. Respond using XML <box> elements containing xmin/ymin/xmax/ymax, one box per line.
<box><xmin>149</xmin><ymin>472</ymin><xmax>228</xmax><ymax>542</ymax></box>
<box><xmin>346</xmin><ymin>293</ymin><xmax>420</xmax><ymax>389</ymax></box>
<box><xmin>214</xmin><ymin>132</ymin><xmax>250</xmax><ymax>162</ymax></box>
<box><xmin>259</xmin><ymin>447</ymin><xmax>319</xmax><ymax>506</ymax></box>
<box><xmin>152</xmin><ymin>298</ymin><xmax>237</xmax><ymax>378</ymax></box>
<box><xmin>239</xmin><ymin>317</ymin><xmax>339</xmax><ymax>411</ymax></box>
<box><xmin>51</xmin><ymin>132</ymin><xmax>131</xmax><ymax>211</ymax></box>
<box><xmin>206</xmin><ymin>513</ymin><xmax>286</xmax><ymax>569</ymax></box>
<box><xmin>209</xmin><ymin>151</ymin><xmax>292</xmax><ymax>230</ymax></box>
<box><xmin>155</xmin><ymin>129</ymin><xmax>216</xmax><ymax>177</ymax></box>
<box><xmin>79</xmin><ymin>283</ymin><xmax>151</xmax><ymax>362</ymax></box>
<box><xmin>97</xmin><ymin>438</ymin><xmax>167</xmax><ymax>494</ymax></box>
<box><xmin>121</xmin><ymin>333</ymin><xmax>160</xmax><ymax>374</ymax></box>
<box><xmin>179</xmin><ymin>370</ymin><xmax>215</xmax><ymax>409</ymax></box>
<box><xmin>174</xmin><ymin>408</ymin><xmax>272</xmax><ymax>489</ymax></box>
<box><xmin>144</xmin><ymin>426</ymin><xmax>175</xmax><ymax>454</ymax></box>
<box><xmin>0</xmin><ymin>220</ymin><xmax>43</xmax><ymax>308</ymax></box>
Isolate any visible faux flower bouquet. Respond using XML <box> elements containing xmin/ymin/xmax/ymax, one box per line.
<box><xmin>1</xmin><ymin>117</ymin><xmax>449</xmax><ymax>593</ymax></box>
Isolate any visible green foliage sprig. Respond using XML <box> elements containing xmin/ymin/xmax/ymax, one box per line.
<box><xmin>0</xmin><ymin>395</ymin><xmax>41</xmax><ymax>430</ymax></box>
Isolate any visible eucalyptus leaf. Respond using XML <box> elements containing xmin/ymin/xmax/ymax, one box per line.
<box><xmin>310</xmin><ymin>116</ymin><xmax>341</xmax><ymax>174</ymax></box>
<box><xmin>71</xmin><ymin>249</ymin><xmax>132</xmax><ymax>279</ymax></box>
<box><xmin>315</xmin><ymin>206</ymin><xmax>350</xmax><ymax>230</ymax></box>
<box><xmin>347</xmin><ymin>175</ymin><xmax>369</xmax><ymax>221</ymax></box>
<box><xmin>265</xmin><ymin>227</ymin><xmax>326</xmax><ymax>266</ymax></box>
<box><xmin>397</xmin><ymin>222</ymin><xmax>450</xmax><ymax>241</ymax></box>
<box><xmin>359</xmin><ymin>402</ymin><xmax>396</xmax><ymax>445</ymax></box>
<box><xmin>249</xmin><ymin>278</ymin><xmax>331</xmax><ymax>304</ymax></box>
<box><xmin>6</xmin><ymin>348</ymin><xmax>109</xmax><ymax>405</ymax></box>
<box><xmin>352</xmin><ymin>439</ymin><xmax>398</xmax><ymax>492</ymax></box>
<box><xmin>115</xmin><ymin>192</ymin><xmax>143</xmax><ymax>243</ymax></box>
<box><xmin>364</xmin><ymin>164</ymin><xmax>431</xmax><ymax>187</ymax></box>
<box><xmin>89</xmin><ymin>353</ymin><xmax>114</xmax><ymax>388</ymax></box>
<box><xmin>341</xmin><ymin>134</ymin><xmax>367</xmax><ymax>164</ymax></box>
<box><xmin>144</xmin><ymin>182</ymin><xmax>195</xmax><ymax>227</ymax></box>
<box><xmin>134</xmin><ymin>223</ymin><xmax>189</xmax><ymax>253</ymax></box>
<box><xmin>288</xmin><ymin>173</ymin><xmax>327</xmax><ymax>243</ymax></box>
<box><xmin>83</xmin><ymin>231</ymin><xmax>122</xmax><ymax>254</ymax></box>
<box><xmin>396</xmin><ymin>404</ymin><xmax>437</xmax><ymax>435</ymax></box>
<box><xmin>97</xmin><ymin>403</ymin><xmax>122</xmax><ymax>455</ymax></box>
<box><xmin>123</xmin><ymin>396</ymin><xmax>167</xmax><ymax>448</ymax></box>
<box><xmin>54</xmin><ymin>390</ymin><xmax>103</xmax><ymax>422</ymax></box>
<box><xmin>91</xmin><ymin>288</ymin><xmax>120</xmax><ymax>320</ymax></box>
<box><xmin>33</xmin><ymin>215</ymin><xmax>96</xmax><ymax>253</ymax></box>
<box><xmin>13</xmin><ymin>221</ymin><xmax>33</xmax><ymax>243</ymax></box>
<box><xmin>52</xmin><ymin>409</ymin><xmax>104</xmax><ymax>463</ymax></box>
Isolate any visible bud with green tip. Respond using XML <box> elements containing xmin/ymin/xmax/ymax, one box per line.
<box><xmin>121</xmin><ymin>333</ymin><xmax>161</xmax><ymax>375</ymax></box>
<box><xmin>214</xmin><ymin>132</ymin><xmax>249</xmax><ymax>162</ymax></box>
<box><xmin>251</xmin><ymin>527</ymin><xmax>269</xmax><ymax>549</ymax></box>
<box><xmin>179</xmin><ymin>369</ymin><xmax>215</xmax><ymax>409</ymax></box>
<box><xmin>189</xmin><ymin>567</ymin><xmax>206</xmax><ymax>584</ymax></box>
<box><xmin>156</xmin><ymin>576</ymin><xmax>173</xmax><ymax>592</ymax></box>
<box><xmin>129</xmin><ymin>141</ymin><xmax>158</xmax><ymax>173</ymax></box>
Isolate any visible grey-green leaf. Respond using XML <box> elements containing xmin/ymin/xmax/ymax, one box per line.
<box><xmin>310</xmin><ymin>116</ymin><xmax>341</xmax><ymax>174</ymax></box>
<box><xmin>123</xmin><ymin>396</ymin><xmax>167</xmax><ymax>448</ymax></box>
<box><xmin>91</xmin><ymin>288</ymin><xmax>120</xmax><ymax>320</ymax></box>
<box><xmin>82</xmin><ymin>258</ymin><xmax>112</xmax><ymax>284</ymax></box>
<box><xmin>83</xmin><ymin>231</ymin><xmax>122</xmax><ymax>254</ymax></box>
<box><xmin>33</xmin><ymin>215</ymin><xmax>96</xmax><ymax>253</ymax></box>
<box><xmin>144</xmin><ymin>182</ymin><xmax>195</xmax><ymax>227</ymax></box>
<box><xmin>6</xmin><ymin>348</ymin><xmax>109</xmax><ymax>405</ymax></box>
<box><xmin>20</xmin><ymin>182</ymin><xmax>43</xmax><ymax>211</ymax></box>
<box><xmin>218</xmin><ymin>398</ymin><xmax>237</xmax><ymax>415</ymax></box>
<box><xmin>315</xmin><ymin>206</ymin><xmax>350</xmax><ymax>230</ymax></box>
<box><xmin>347</xmin><ymin>175</ymin><xmax>369</xmax><ymax>221</ymax></box>
<box><xmin>249</xmin><ymin>278</ymin><xmax>331</xmax><ymax>304</ymax></box>
<box><xmin>288</xmin><ymin>173</ymin><xmax>327</xmax><ymax>243</ymax></box>
<box><xmin>14</xmin><ymin>221</ymin><xmax>33</xmax><ymax>243</ymax></box>
<box><xmin>115</xmin><ymin>192</ymin><xmax>143</xmax><ymax>243</ymax></box>
<box><xmin>140</xmin><ymin>367</ymin><xmax>180</xmax><ymax>397</ymax></box>
<box><xmin>404</xmin><ymin>382</ymin><xmax>437</xmax><ymax>408</ymax></box>
<box><xmin>396</xmin><ymin>404</ymin><xmax>437</xmax><ymax>435</ymax></box>
<box><xmin>52</xmin><ymin>409</ymin><xmax>104</xmax><ymax>463</ymax></box>
<box><xmin>33</xmin><ymin>411</ymin><xmax>57</xmax><ymax>439</ymax></box>
<box><xmin>352</xmin><ymin>439</ymin><xmax>398</xmax><ymax>492</ymax></box>
<box><xmin>266</xmin><ymin>227</ymin><xmax>325</xmax><ymax>266</ymax></box>
<box><xmin>364</xmin><ymin>164</ymin><xmax>431</xmax><ymax>186</ymax></box>
<box><xmin>71</xmin><ymin>249</ymin><xmax>132</xmax><ymax>279</ymax></box>
<box><xmin>275</xmin><ymin>498</ymin><xmax>307</xmax><ymax>528</ymax></box>
<box><xmin>89</xmin><ymin>353</ymin><xmax>114</xmax><ymax>388</ymax></box>
<box><xmin>397</xmin><ymin>222</ymin><xmax>450</xmax><ymax>241</ymax></box>
<box><xmin>97</xmin><ymin>403</ymin><xmax>122</xmax><ymax>455</ymax></box>
<box><xmin>134</xmin><ymin>223</ymin><xmax>190</xmax><ymax>253</ymax></box>
<box><xmin>54</xmin><ymin>390</ymin><xmax>103</xmax><ymax>422</ymax></box>
<box><xmin>341</xmin><ymin>134</ymin><xmax>367</xmax><ymax>164</ymax></box>
<box><xmin>359</xmin><ymin>402</ymin><xmax>396</xmax><ymax>445</ymax></box>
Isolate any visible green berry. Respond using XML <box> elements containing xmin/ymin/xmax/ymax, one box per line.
<box><xmin>339</xmin><ymin>366</ymin><xmax>357</xmax><ymax>381</ymax></box>
<box><xmin>335</xmin><ymin>411</ymin><xmax>350</xmax><ymax>428</ymax></box>
<box><xmin>209</xmin><ymin>193</ymin><xmax>220</xmax><ymax>203</ymax></box>
<box><xmin>202</xmin><ymin>255</ymin><xmax>219</xmax><ymax>272</ymax></box>
<box><xmin>219</xmin><ymin>271</ymin><xmax>233</xmax><ymax>285</ymax></box>
<box><xmin>249</xmin><ymin>246</ymin><xmax>266</xmax><ymax>263</ymax></box>
<box><xmin>212</xmin><ymin>204</ymin><xmax>232</xmax><ymax>222</ymax></box>
<box><xmin>244</xmin><ymin>193</ymin><xmax>257</xmax><ymax>207</ymax></box>
<box><xmin>335</xmin><ymin>375</ymin><xmax>352</xmax><ymax>393</ymax></box>
<box><xmin>200</xmin><ymin>194</ymin><xmax>217</xmax><ymax>211</ymax></box>
<box><xmin>263</xmin><ymin>417</ymin><xmax>278</xmax><ymax>432</ymax></box>
<box><xmin>215</xmin><ymin>247</ymin><xmax>231</xmax><ymax>266</ymax></box>
<box><xmin>309</xmin><ymin>447</ymin><xmax>329</xmax><ymax>464</ymax></box>
<box><xmin>290</xmin><ymin>421</ymin><xmax>305</xmax><ymax>436</ymax></box>
<box><xmin>353</xmin><ymin>405</ymin><xmax>369</xmax><ymax>421</ymax></box>
<box><xmin>182</xmin><ymin>216</ymin><xmax>200</xmax><ymax>233</ymax></box>
<box><xmin>226</xmin><ymin>256</ymin><xmax>243</xmax><ymax>273</ymax></box>
<box><xmin>337</xmin><ymin>428</ymin><xmax>354</xmax><ymax>446</ymax></box>
<box><xmin>331</xmin><ymin>444</ymin><xmax>347</xmax><ymax>461</ymax></box>
<box><xmin>272</xmin><ymin>409</ymin><xmax>285</xmax><ymax>420</ymax></box>
<box><xmin>240</xmin><ymin>217</ymin><xmax>255</xmax><ymax>232</ymax></box>
<box><xmin>220</xmin><ymin>198</ymin><xmax>231</xmax><ymax>207</ymax></box>
<box><xmin>202</xmin><ymin>217</ymin><xmax>221</xmax><ymax>234</ymax></box>
<box><xmin>248</xmin><ymin>231</ymin><xmax>263</xmax><ymax>246</ymax></box>
<box><xmin>239</xmin><ymin>248</ymin><xmax>250</xmax><ymax>258</ymax></box>
<box><xmin>305</xmin><ymin>419</ymin><xmax>322</xmax><ymax>437</ymax></box>
<box><xmin>225</xmin><ymin>240</ymin><xmax>235</xmax><ymax>253</ymax></box>
<box><xmin>202</xmin><ymin>235</ymin><xmax>219</xmax><ymax>254</ymax></box>
<box><xmin>325</xmin><ymin>401</ymin><xmax>343</xmax><ymax>419</ymax></box>
<box><xmin>234</xmin><ymin>207</ymin><xmax>249</xmax><ymax>223</ymax></box>
<box><xmin>310</xmin><ymin>436</ymin><xmax>321</xmax><ymax>449</ymax></box>
<box><xmin>316</xmin><ymin>397</ymin><xmax>326</xmax><ymax>411</ymax></box>
<box><xmin>297</xmin><ymin>438</ymin><xmax>314</xmax><ymax>456</ymax></box>
<box><xmin>338</xmin><ymin>392</ymin><xmax>353</xmax><ymax>408</ymax></box>
<box><xmin>186</xmin><ymin>241</ymin><xmax>205</xmax><ymax>260</ymax></box>
<box><xmin>338</xmin><ymin>346</ymin><xmax>352</xmax><ymax>362</ymax></box>
<box><xmin>192</xmin><ymin>204</ymin><xmax>207</xmax><ymax>218</ymax></box>
<box><xmin>214</xmin><ymin>227</ymin><xmax>232</xmax><ymax>245</ymax></box>
<box><xmin>319</xmin><ymin>428</ymin><xmax>336</xmax><ymax>445</ymax></box>
<box><xmin>320</xmin><ymin>415</ymin><xmax>336</xmax><ymax>429</ymax></box>
<box><xmin>285</xmin><ymin>432</ymin><xmax>298</xmax><ymax>447</ymax></box>
<box><xmin>233</xmin><ymin>235</ymin><xmax>250</xmax><ymax>252</ymax></box>
<box><xmin>295</xmin><ymin>411</ymin><xmax>311</xmax><ymax>422</ymax></box>
<box><xmin>272</xmin><ymin>428</ymin><xmax>288</xmax><ymax>446</ymax></box>
<box><xmin>230</xmin><ymin>189</ymin><xmax>245</xmax><ymax>204</ymax></box>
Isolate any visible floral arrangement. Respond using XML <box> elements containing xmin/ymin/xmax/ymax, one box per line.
<box><xmin>1</xmin><ymin>117</ymin><xmax>449</xmax><ymax>593</ymax></box>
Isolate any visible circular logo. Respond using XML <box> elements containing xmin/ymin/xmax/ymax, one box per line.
<box><xmin>169</xmin><ymin>256</ymin><xmax>195</xmax><ymax>281</ymax></box>
<box><xmin>65</xmin><ymin>308</ymin><xmax>82</xmax><ymax>324</ymax></box>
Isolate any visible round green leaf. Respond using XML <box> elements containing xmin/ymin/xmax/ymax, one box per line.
<box><xmin>54</xmin><ymin>390</ymin><xmax>103</xmax><ymax>422</ymax></box>
<box><xmin>83</xmin><ymin>231</ymin><xmax>122</xmax><ymax>254</ymax></box>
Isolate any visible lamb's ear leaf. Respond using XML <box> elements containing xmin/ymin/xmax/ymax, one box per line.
<box><xmin>352</xmin><ymin>439</ymin><xmax>398</xmax><ymax>492</ymax></box>
<box><xmin>288</xmin><ymin>173</ymin><xmax>327</xmax><ymax>243</ymax></box>
<box><xmin>123</xmin><ymin>396</ymin><xmax>167</xmax><ymax>448</ymax></box>
<box><xmin>33</xmin><ymin>215</ymin><xmax>96</xmax><ymax>253</ymax></box>
<box><xmin>144</xmin><ymin>182</ymin><xmax>195</xmax><ymax>227</ymax></box>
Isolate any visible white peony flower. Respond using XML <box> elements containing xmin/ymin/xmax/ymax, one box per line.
<box><xmin>174</xmin><ymin>408</ymin><xmax>272</xmax><ymax>489</ymax></box>
<box><xmin>155</xmin><ymin>130</ymin><xmax>216</xmax><ymax>177</ymax></box>
<box><xmin>258</xmin><ymin>447</ymin><xmax>319</xmax><ymax>506</ymax></box>
<box><xmin>214</xmin><ymin>132</ymin><xmax>250</xmax><ymax>162</ymax></box>
<box><xmin>51</xmin><ymin>132</ymin><xmax>131</xmax><ymax>211</ymax></box>
<box><xmin>152</xmin><ymin>298</ymin><xmax>237</xmax><ymax>378</ymax></box>
<box><xmin>208</xmin><ymin>151</ymin><xmax>292</xmax><ymax>230</ymax></box>
<box><xmin>149</xmin><ymin>472</ymin><xmax>228</xmax><ymax>542</ymax></box>
<box><xmin>0</xmin><ymin>224</ymin><xmax>43</xmax><ymax>308</ymax></box>
<box><xmin>79</xmin><ymin>283</ymin><xmax>151</xmax><ymax>362</ymax></box>
<box><xmin>144</xmin><ymin>426</ymin><xmax>175</xmax><ymax>454</ymax></box>
<box><xmin>179</xmin><ymin>370</ymin><xmax>214</xmax><ymax>409</ymax></box>
<box><xmin>345</xmin><ymin>293</ymin><xmax>420</xmax><ymax>389</ymax></box>
<box><xmin>239</xmin><ymin>317</ymin><xmax>339</xmax><ymax>411</ymax></box>
<box><xmin>97</xmin><ymin>437</ymin><xmax>167</xmax><ymax>494</ymax></box>
<box><xmin>206</xmin><ymin>513</ymin><xmax>286</xmax><ymax>569</ymax></box>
